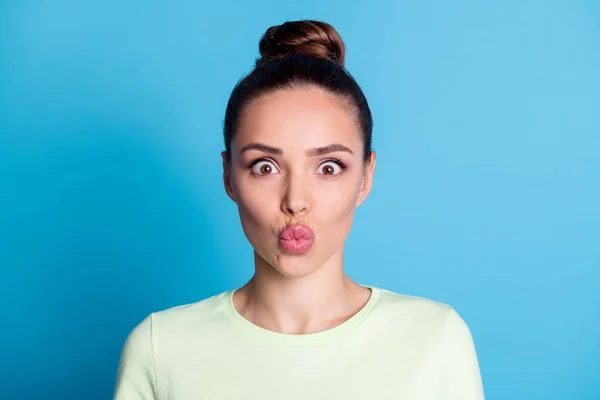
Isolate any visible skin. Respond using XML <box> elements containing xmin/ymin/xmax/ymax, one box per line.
<box><xmin>221</xmin><ymin>86</ymin><xmax>376</xmax><ymax>335</ymax></box>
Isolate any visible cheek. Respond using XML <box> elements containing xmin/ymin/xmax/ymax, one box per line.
<box><xmin>314</xmin><ymin>175</ymin><xmax>362</xmax><ymax>223</ymax></box>
<box><xmin>231</xmin><ymin>174</ymin><xmax>276</xmax><ymax>229</ymax></box>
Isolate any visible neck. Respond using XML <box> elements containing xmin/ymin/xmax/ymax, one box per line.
<box><xmin>233</xmin><ymin>248</ymin><xmax>371</xmax><ymax>335</ymax></box>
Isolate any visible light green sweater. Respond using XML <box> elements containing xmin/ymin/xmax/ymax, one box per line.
<box><xmin>113</xmin><ymin>287</ymin><xmax>485</xmax><ymax>399</ymax></box>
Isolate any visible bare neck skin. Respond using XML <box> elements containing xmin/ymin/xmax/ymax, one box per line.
<box><xmin>233</xmin><ymin>247</ymin><xmax>372</xmax><ymax>335</ymax></box>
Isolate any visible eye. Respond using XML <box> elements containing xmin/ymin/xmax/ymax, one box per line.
<box><xmin>251</xmin><ymin>160</ymin><xmax>280</xmax><ymax>176</ymax></box>
<box><xmin>317</xmin><ymin>160</ymin><xmax>346</xmax><ymax>176</ymax></box>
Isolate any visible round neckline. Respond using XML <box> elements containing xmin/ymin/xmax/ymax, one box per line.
<box><xmin>225</xmin><ymin>285</ymin><xmax>381</xmax><ymax>345</ymax></box>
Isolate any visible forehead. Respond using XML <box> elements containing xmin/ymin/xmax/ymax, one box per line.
<box><xmin>235</xmin><ymin>87</ymin><xmax>361</xmax><ymax>153</ymax></box>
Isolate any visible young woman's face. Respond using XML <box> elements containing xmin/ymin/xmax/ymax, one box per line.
<box><xmin>223</xmin><ymin>86</ymin><xmax>375</xmax><ymax>278</ymax></box>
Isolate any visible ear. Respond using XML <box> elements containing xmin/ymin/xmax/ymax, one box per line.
<box><xmin>221</xmin><ymin>151</ymin><xmax>237</xmax><ymax>203</ymax></box>
<box><xmin>355</xmin><ymin>151</ymin><xmax>376</xmax><ymax>208</ymax></box>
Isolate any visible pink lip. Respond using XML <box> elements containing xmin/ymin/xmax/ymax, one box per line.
<box><xmin>279</xmin><ymin>224</ymin><xmax>314</xmax><ymax>255</ymax></box>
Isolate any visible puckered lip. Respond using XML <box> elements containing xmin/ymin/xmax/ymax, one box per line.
<box><xmin>279</xmin><ymin>223</ymin><xmax>314</xmax><ymax>240</ymax></box>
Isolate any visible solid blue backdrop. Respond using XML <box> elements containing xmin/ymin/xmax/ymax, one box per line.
<box><xmin>1</xmin><ymin>1</ymin><xmax>599</xmax><ymax>399</ymax></box>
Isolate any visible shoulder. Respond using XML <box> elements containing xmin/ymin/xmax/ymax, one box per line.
<box><xmin>124</xmin><ymin>290</ymin><xmax>232</xmax><ymax>347</ymax></box>
<box><xmin>115</xmin><ymin>293</ymin><xmax>231</xmax><ymax>398</ymax></box>
<box><xmin>370</xmin><ymin>287</ymin><xmax>472</xmax><ymax>339</ymax></box>
<box><xmin>375</xmin><ymin>287</ymin><xmax>454</xmax><ymax>318</ymax></box>
<box><xmin>371</xmin><ymin>289</ymin><xmax>484</xmax><ymax>396</ymax></box>
<box><xmin>152</xmin><ymin>290</ymin><xmax>231</xmax><ymax>324</ymax></box>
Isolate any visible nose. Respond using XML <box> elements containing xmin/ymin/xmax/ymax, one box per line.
<box><xmin>280</xmin><ymin>172</ymin><xmax>310</xmax><ymax>217</ymax></box>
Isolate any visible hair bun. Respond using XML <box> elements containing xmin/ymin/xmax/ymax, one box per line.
<box><xmin>257</xmin><ymin>20</ymin><xmax>346</xmax><ymax>68</ymax></box>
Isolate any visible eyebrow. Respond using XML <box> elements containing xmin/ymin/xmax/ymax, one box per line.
<box><xmin>239</xmin><ymin>143</ymin><xmax>354</xmax><ymax>157</ymax></box>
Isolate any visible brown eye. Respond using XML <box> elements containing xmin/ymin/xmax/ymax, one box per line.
<box><xmin>252</xmin><ymin>160</ymin><xmax>279</xmax><ymax>175</ymax></box>
<box><xmin>317</xmin><ymin>161</ymin><xmax>342</xmax><ymax>176</ymax></box>
<box><xmin>322</xmin><ymin>165</ymin><xmax>334</xmax><ymax>175</ymax></box>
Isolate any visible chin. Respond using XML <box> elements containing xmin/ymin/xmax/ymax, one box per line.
<box><xmin>266</xmin><ymin>250</ymin><xmax>322</xmax><ymax>279</ymax></box>
<box><xmin>275</xmin><ymin>267</ymin><xmax>319</xmax><ymax>279</ymax></box>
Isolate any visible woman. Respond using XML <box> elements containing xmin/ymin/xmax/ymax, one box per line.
<box><xmin>114</xmin><ymin>20</ymin><xmax>485</xmax><ymax>400</ymax></box>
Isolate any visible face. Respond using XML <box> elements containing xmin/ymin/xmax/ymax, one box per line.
<box><xmin>222</xmin><ymin>86</ymin><xmax>376</xmax><ymax>278</ymax></box>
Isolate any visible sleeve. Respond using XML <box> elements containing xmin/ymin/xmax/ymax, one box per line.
<box><xmin>440</xmin><ymin>308</ymin><xmax>485</xmax><ymax>400</ymax></box>
<box><xmin>113</xmin><ymin>314</ymin><xmax>159</xmax><ymax>400</ymax></box>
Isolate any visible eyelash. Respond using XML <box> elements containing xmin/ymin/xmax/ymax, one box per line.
<box><xmin>248</xmin><ymin>158</ymin><xmax>348</xmax><ymax>174</ymax></box>
<box><xmin>326</xmin><ymin>158</ymin><xmax>348</xmax><ymax>170</ymax></box>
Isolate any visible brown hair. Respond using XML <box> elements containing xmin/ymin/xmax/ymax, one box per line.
<box><xmin>257</xmin><ymin>20</ymin><xmax>345</xmax><ymax>68</ymax></box>
<box><xmin>224</xmin><ymin>20</ymin><xmax>372</xmax><ymax>162</ymax></box>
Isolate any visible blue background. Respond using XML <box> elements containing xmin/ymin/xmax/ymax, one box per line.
<box><xmin>1</xmin><ymin>1</ymin><xmax>599</xmax><ymax>399</ymax></box>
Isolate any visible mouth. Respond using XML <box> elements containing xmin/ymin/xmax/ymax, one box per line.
<box><xmin>279</xmin><ymin>224</ymin><xmax>314</xmax><ymax>255</ymax></box>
